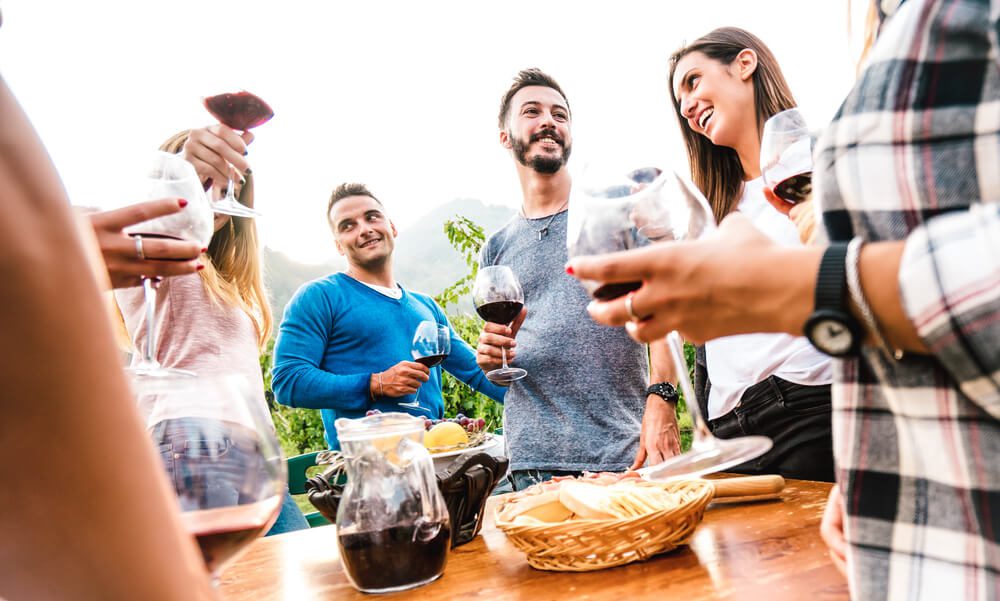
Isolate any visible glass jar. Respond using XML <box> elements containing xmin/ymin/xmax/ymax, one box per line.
<box><xmin>335</xmin><ymin>412</ymin><xmax>450</xmax><ymax>593</ymax></box>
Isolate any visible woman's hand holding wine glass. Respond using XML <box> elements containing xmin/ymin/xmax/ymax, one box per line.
<box><xmin>202</xmin><ymin>90</ymin><xmax>273</xmax><ymax>218</ymax></box>
<box><xmin>566</xmin><ymin>167</ymin><xmax>773</xmax><ymax>480</ymax></box>
<box><xmin>126</xmin><ymin>152</ymin><xmax>214</xmax><ymax>378</ymax></box>
<box><xmin>86</xmin><ymin>197</ymin><xmax>204</xmax><ymax>289</ymax></box>
<box><xmin>182</xmin><ymin>125</ymin><xmax>254</xmax><ymax>203</ymax></box>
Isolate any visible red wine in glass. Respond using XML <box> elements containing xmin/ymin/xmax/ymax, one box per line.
<box><xmin>772</xmin><ymin>171</ymin><xmax>812</xmax><ymax>204</ymax></box>
<box><xmin>414</xmin><ymin>354</ymin><xmax>447</xmax><ymax>368</ymax></box>
<box><xmin>181</xmin><ymin>497</ymin><xmax>281</xmax><ymax>579</ymax></box>
<box><xmin>203</xmin><ymin>91</ymin><xmax>274</xmax><ymax>131</ymax></box>
<box><xmin>475</xmin><ymin>301</ymin><xmax>524</xmax><ymax>324</ymax></box>
<box><xmin>591</xmin><ymin>281</ymin><xmax>641</xmax><ymax>301</ymax></box>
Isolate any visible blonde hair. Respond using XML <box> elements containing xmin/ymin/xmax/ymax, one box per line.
<box><xmin>158</xmin><ymin>130</ymin><xmax>273</xmax><ymax>347</ymax></box>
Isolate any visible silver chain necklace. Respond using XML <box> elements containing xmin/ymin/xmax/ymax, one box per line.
<box><xmin>522</xmin><ymin>200</ymin><xmax>569</xmax><ymax>241</ymax></box>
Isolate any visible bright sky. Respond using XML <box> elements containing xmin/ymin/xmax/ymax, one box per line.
<box><xmin>0</xmin><ymin>1</ymin><xmax>864</xmax><ymax>264</ymax></box>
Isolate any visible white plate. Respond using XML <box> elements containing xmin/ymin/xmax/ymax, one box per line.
<box><xmin>429</xmin><ymin>433</ymin><xmax>503</xmax><ymax>465</ymax></box>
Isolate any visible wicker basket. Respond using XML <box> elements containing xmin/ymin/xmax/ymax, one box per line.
<box><xmin>493</xmin><ymin>479</ymin><xmax>714</xmax><ymax>572</ymax></box>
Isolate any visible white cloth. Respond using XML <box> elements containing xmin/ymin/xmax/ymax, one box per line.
<box><xmin>704</xmin><ymin>178</ymin><xmax>832</xmax><ymax>419</ymax></box>
<box><xmin>355</xmin><ymin>278</ymin><xmax>403</xmax><ymax>299</ymax></box>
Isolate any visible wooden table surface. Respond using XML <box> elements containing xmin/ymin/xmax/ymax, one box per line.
<box><xmin>219</xmin><ymin>478</ymin><xmax>848</xmax><ymax>601</ymax></box>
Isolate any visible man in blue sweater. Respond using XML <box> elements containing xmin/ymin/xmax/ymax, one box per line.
<box><xmin>272</xmin><ymin>183</ymin><xmax>506</xmax><ymax>449</ymax></box>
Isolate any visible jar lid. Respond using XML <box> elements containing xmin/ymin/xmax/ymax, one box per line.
<box><xmin>335</xmin><ymin>412</ymin><xmax>424</xmax><ymax>443</ymax></box>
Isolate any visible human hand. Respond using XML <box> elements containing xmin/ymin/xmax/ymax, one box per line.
<box><xmin>181</xmin><ymin>125</ymin><xmax>254</xmax><ymax>199</ymax></box>
<box><xmin>566</xmin><ymin>213</ymin><xmax>822</xmax><ymax>344</ymax></box>
<box><xmin>372</xmin><ymin>361</ymin><xmax>430</xmax><ymax>397</ymax></box>
<box><xmin>789</xmin><ymin>199</ymin><xmax>817</xmax><ymax>245</ymax></box>
<box><xmin>86</xmin><ymin>198</ymin><xmax>204</xmax><ymax>289</ymax></box>
<box><xmin>820</xmin><ymin>484</ymin><xmax>848</xmax><ymax>577</ymax></box>
<box><xmin>630</xmin><ymin>395</ymin><xmax>681</xmax><ymax>470</ymax></box>
<box><xmin>475</xmin><ymin>306</ymin><xmax>527</xmax><ymax>371</ymax></box>
<box><xmin>764</xmin><ymin>187</ymin><xmax>816</xmax><ymax>245</ymax></box>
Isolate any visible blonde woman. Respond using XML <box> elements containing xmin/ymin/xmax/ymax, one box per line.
<box><xmin>114</xmin><ymin>125</ymin><xmax>307</xmax><ymax>534</ymax></box>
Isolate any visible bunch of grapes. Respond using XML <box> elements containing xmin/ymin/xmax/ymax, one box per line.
<box><xmin>364</xmin><ymin>409</ymin><xmax>487</xmax><ymax>434</ymax></box>
<box><xmin>423</xmin><ymin>414</ymin><xmax>486</xmax><ymax>433</ymax></box>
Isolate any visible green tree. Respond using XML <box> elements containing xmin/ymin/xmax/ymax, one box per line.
<box><xmin>262</xmin><ymin>338</ymin><xmax>327</xmax><ymax>457</ymax></box>
<box><xmin>435</xmin><ymin>215</ymin><xmax>504</xmax><ymax>430</ymax></box>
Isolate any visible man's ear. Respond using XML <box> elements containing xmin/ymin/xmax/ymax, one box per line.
<box><xmin>334</xmin><ymin>238</ymin><xmax>345</xmax><ymax>256</ymax></box>
<box><xmin>736</xmin><ymin>48</ymin><xmax>758</xmax><ymax>81</ymax></box>
<box><xmin>390</xmin><ymin>221</ymin><xmax>398</xmax><ymax>238</ymax></box>
<box><xmin>499</xmin><ymin>128</ymin><xmax>512</xmax><ymax>149</ymax></box>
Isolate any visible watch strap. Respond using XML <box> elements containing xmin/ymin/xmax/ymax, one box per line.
<box><xmin>815</xmin><ymin>242</ymin><xmax>849</xmax><ymax>312</ymax></box>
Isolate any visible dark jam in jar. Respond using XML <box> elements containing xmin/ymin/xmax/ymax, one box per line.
<box><xmin>338</xmin><ymin>522</ymin><xmax>450</xmax><ymax>592</ymax></box>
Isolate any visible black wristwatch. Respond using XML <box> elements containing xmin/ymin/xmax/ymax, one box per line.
<box><xmin>803</xmin><ymin>242</ymin><xmax>863</xmax><ymax>357</ymax></box>
<box><xmin>646</xmin><ymin>382</ymin><xmax>679</xmax><ymax>405</ymax></box>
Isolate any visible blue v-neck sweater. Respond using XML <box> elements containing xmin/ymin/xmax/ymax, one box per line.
<box><xmin>272</xmin><ymin>273</ymin><xmax>505</xmax><ymax>449</ymax></box>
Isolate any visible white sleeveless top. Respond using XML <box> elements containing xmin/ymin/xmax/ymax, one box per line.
<box><xmin>704</xmin><ymin>178</ymin><xmax>832</xmax><ymax>420</ymax></box>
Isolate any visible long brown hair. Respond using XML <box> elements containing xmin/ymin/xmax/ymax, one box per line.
<box><xmin>158</xmin><ymin>130</ymin><xmax>273</xmax><ymax>347</ymax></box>
<box><xmin>668</xmin><ymin>27</ymin><xmax>797</xmax><ymax>223</ymax></box>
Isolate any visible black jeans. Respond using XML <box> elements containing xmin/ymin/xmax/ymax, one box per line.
<box><xmin>708</xmin><ymin>376</ymin><xmax>835</xmax><ymax>482</ymax></box>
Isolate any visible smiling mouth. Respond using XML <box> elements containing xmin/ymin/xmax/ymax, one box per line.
<box><xmin>359</xmin><ymin>237</ymin><xmax>382</xmax><ymax>249</ymax></box>
<box><xmin>531</xmin><ymin>131</ymin><xmax>563</xmax><ymax>149</ymax></box>
<box><xmin>698</xmin><ymin>108</ymin><xmax>714</xmax><ymax>130</ymax></box>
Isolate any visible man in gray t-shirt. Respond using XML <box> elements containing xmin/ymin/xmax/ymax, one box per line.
<box><xmin>477</xmin><ymin>69</ymin><xmax>680</xmax><ymax>489</ymax></box>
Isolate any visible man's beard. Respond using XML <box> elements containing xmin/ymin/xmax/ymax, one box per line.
<box><xmin>510</xmin><ymin>130</ymin><xmax>571</xmax><ymax>175</ymax></box>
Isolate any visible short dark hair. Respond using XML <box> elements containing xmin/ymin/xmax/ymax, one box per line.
<box><xmin>497</xmin><ymin>68</ymin><xmax>570</xmax><ymax>129</ymax></box>
<box><xmin>327</xmin><ymin>182</ymin><xmax>382</xmax><ymax>228</ymax></box>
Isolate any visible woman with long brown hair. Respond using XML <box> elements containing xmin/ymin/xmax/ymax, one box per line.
<box><xmin>665</xmin><ymin>27</ymin><xmax>834</xmax><ymax>482</ymax></box>
<box><xmin>114</xmin><ymin>125</ymin><xmax>307</xmax><ymax>534</ymax></box>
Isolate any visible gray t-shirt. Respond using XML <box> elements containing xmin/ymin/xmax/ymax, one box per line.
<box><xmin>480</xmin><ymin>210</ymin><xmax>647</xmax><ymax>472</ymax></box>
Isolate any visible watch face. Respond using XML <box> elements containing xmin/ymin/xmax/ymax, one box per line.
<box><xmin>811</xmin><ymin>317</ymin><xmax>854</xmax><ymax>355</ymax></box>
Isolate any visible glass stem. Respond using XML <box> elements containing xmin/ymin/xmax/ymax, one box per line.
<box><xmin>500</xmin><ymin>346</ymin><xmax>510</xmax><ymax>370</ymax></box>
<box><xmin>140</xmin><ymin>277</ymin><xmax>160</xmax><ymax>369</ymax></box>
<box><xmin>666</xmin><ymin>331</ymin><xmax>713</xmax><ymax>444</ymax></box>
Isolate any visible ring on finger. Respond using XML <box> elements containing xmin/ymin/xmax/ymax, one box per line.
<box><xmin>134</xmin><ymin>234</ymin><xmax>146</xmax><ymax>260</ymax></box>
<box><xmin>625</xmin><ymin>291</ymin><xmax>649</xmax><ymax>322</ymax></box>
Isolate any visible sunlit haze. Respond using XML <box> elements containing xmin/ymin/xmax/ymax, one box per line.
<box><xmin>0</xmin><ymin>1</ymin><xmax>865</xmax><ymax>263</ymax></box>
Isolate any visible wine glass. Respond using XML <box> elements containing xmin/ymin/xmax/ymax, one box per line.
<box><xmin>202</xmin><ymin>90</ymin><xmax>274</xmax><ymax>218</ymax></box>
<box><xmin>472</xmin><ymin>266</ymin><xmax>527</xmax><ymax>383</ymax></box>
<box><xmin>132</xmin><ymin>373</ymin><xmax>286</xmax><ymax>585</ymax></box>
<box><xmin>760</xmin><ymin>108</ymin><xmax>813</xmax><ymax>205</ymax></box>
<box><xmin>412</xmin><ymin>320</ymin><xmax>451</xmax><ymax>368</ymax></box>
<box><xmin>567</xmin><ymin>167</ymin><xmax>772</xmax><ymax>480</ymax></box>
<box><xmin>125</xmin><ymin>151</ymin><xmax>214</xmax><ymax>379</ymax></box>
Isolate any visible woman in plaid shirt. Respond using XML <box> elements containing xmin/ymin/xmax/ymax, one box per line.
<box><xmin>568</xmin><ymin>0</ymin><xmax>1000</xmax><ymax>599</ymax></box>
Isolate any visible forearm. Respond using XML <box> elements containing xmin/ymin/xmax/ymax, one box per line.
<box><xmin>272</xmin><ymin>362</ymin><xmax>371</xmax><ymax>411</ymax></box>
<box><xmin>647</xmin><ymin>338</ymin><xmax>675</xmax><ymax>384</ymax></box>
<box><xmin>856</xmin><ymin>241</ymin><xmax>927</xmax><ymax>353</ymax></box>
<box><xmin>0</xmin><ymin>77</ymin><xmax>217</xmax><ymax>600</ymax></box>
<box><xmin>445</xmin><ymin>340</ymin><xmax>506</xmax><ymax>403</ymax></box>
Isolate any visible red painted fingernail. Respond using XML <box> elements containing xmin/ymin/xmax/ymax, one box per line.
<box><xmin>178</xmin><ymin>199</ymin><xmax>188</xmax><ymax>207</ymax></box>
<box><xmin>196</xmin><ymin>264</ymin><xmax>205</xmax><ymax>271</ymax></box>
<box><xmin>200</xmin><ymin>247</ymin><xmax>208</xmax><ymax>253</ymax></box>
<box><xmin>565</xmin><ymin>265</ymin><xmax>575</xmax><ymax>275</ymax></box>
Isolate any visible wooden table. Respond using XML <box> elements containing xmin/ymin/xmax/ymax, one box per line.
<box><xmin>220</xmin><ymin>479</ymin><xmax>847</xmax><ymax>600</ymax></box>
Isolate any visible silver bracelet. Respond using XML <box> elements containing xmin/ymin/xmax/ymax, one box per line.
<box><xmin>845</xmin><ymin>237</ymin><xmax>903</xmax><ymax>361</ymax></box>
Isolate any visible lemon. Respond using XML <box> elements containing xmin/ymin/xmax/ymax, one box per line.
<box><xmin>424</xmin><ymin>421</ymin><xmax>469</xmax><ymax>449</ymax></box>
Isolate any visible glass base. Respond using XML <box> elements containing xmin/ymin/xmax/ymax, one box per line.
<box><xmin>486</xmin><ymin>366</ymin><xmax>526</xmax><ymax>383</ymax></box>
<box><xmin>638</xmin><ymin>435</ymin><xmax>772</xmax><ymax>481</ymax></box>
<box><xmin>353</xmin><ymin>571</ymin><xmax>442</xmax><ymax>594</ymax></box>
<box><xmin>212</xmin><ymin>199</ymin><xmax>261</xmax><ymax>218</ymax></box>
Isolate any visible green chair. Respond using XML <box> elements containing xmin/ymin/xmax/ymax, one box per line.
<box><xmin>287</xmin><ymin>451</ymin><xmax>332</xmax><ymax>528</ymax></box>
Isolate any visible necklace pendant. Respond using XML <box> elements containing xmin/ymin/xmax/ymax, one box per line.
<box><xmin>538</xmin><ymin>227</ymin><xmax>547</xmax><ymax>241</ymax></box>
